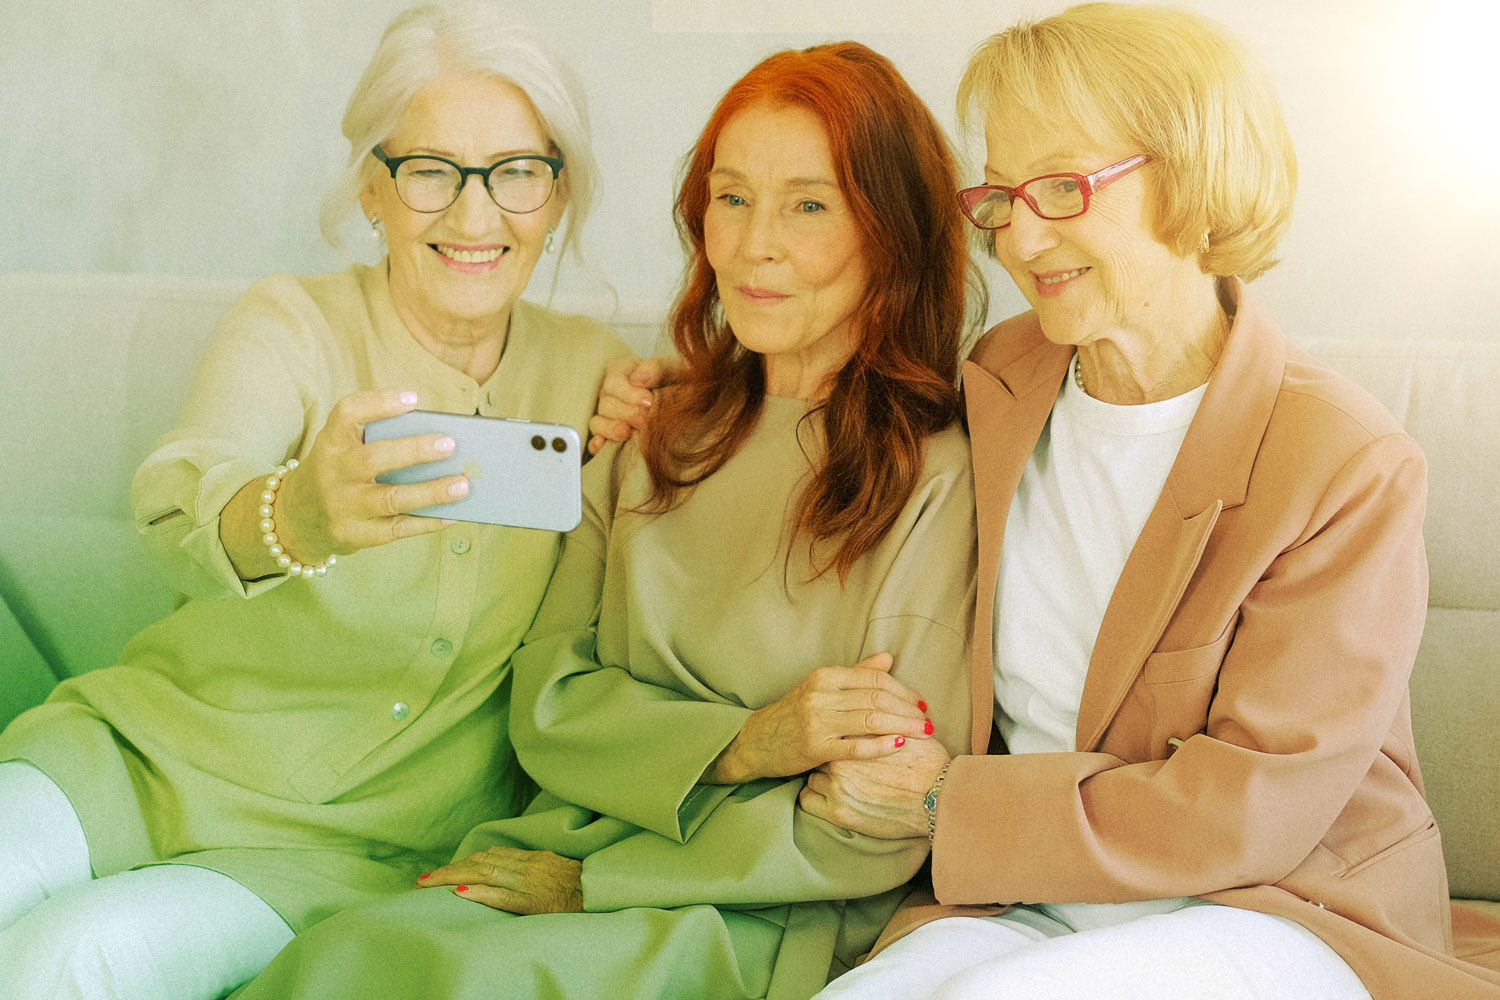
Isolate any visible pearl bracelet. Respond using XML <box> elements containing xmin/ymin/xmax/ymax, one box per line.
<box><xmin>259</xmin><ymin>458</ymin><xmax>336</xmax><ymax>579</ymax></box>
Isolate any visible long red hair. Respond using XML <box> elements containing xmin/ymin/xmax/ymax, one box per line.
<box><xmin>639</xmin><ymin>42</ymin><xmax>970</xmax><ymax>580</ymax></box>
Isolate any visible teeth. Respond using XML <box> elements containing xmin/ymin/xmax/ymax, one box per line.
<box><xmin>1039</xmin><ymin>268</ymin><xmax>1086</xmax><ymax>285</ymax></box>
<box><xmin>435</xmin><ymin>246</ymin><xmax>503</xmax><ymax>263</ymax></box>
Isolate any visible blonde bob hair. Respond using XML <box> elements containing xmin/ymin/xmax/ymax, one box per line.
<box><xmin>321</xmin><ymin>2</ymin><xmax>596</xmax><ymax>264</ymax></box>
<box><xmin>958</xmin><ymin>2</ymin><xmax>1296</xmax><ymax>280</ymax></box>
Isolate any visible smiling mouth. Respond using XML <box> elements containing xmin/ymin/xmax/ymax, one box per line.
<box><xmin>1037</xmin><ymin>268</ymin><xmax>1087</xmax><ymax>285</ymax></box>
<box><xmin>432</xmin><ymin>245</ymin><xmax>506</xmax><ymax>264</ymax></box>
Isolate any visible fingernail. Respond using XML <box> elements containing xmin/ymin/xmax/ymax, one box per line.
<box><xmin>418</xmin><ymin>873</ymin><xmax>430</xmax><ymax>879</ymax></box>
<box><xmin>449</xmin><ymin>478</ymin><xmax>469</xmax><ymax>497</ymax></box>
<box><xmin>455</xmin><ymin>885</ymin><xmax>469</xmax><ymax>892</ymax></box>
<box><xmin>923</xmin><ymin>718</ymin><xmax>934</xmax><ymax>735</ymax></box>
<box><xmin>894</xmin><ymin>735</ymin><xmax>905</xmax><ymax>748</ymax></box>
<box><xmin>435</xmin><ymin>436</ymin><xmax>455</xmax><ymax>453</ymax></box>
<box><xmin>917</xmin><ymin>700</ymin><xmax>927</xmax><ymax>713</ymax></box>
<box><xmin>400</xmin><ymin>391</ymin><xmax>418</xmax><ymax>406</ymax></box>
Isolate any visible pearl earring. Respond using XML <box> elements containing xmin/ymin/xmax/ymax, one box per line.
<box><xmin>369</xmin><ymin>217</ymin><xmax>384</xmax><ymax>241</ymax></box>
<box><xmin>543</xmin><ymin>229</ymin><xmax>556</xmax><ymax>254</ymax></box>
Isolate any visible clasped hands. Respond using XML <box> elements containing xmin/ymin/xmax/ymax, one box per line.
<box><xmin>425</xmin><ymin>653</ymin><xmax>947</xmax><ymax>914</ymax></box>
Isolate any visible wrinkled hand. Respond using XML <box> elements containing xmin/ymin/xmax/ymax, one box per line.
<box><xmin>417</xmin><ymin>846</ymin><xmax>584</xmax><ymax>915</ymax></box>
<box><xmin>274</xmin><ymin>388</ymin><xmax>469</xmax><ymax>558</ymax></box>
<box><xmin>586</xmin><ymin>354</ymin><xmax>682</xmax><ymax>454</ymax></box>
<box><xmin>708</xmin><ymin>653</ymin><xmax>934</xmax><ymax>784</ymax></box>
<box><xmin>799</xmin><ymin>737</ymin><xmax>950</xmax><ymax>840</ymax></box>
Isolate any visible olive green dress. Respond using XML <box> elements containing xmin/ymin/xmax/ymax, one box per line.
<box><xmin>0</xmin><ymin>263</ymin><xmax>630</xmax><ymax>931</ymax></box>
<box><xmin>236</xmin><ymin>395</ymin><xmax>977</xmax><ymax>1000</ymax></box>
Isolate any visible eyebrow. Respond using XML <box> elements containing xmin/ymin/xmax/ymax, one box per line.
<box><xmin>709</xmin><ymin>166</ymin><xmax>838</xmax><ymax>189</ymax></box>
<box><xmin>403</xmin><ymin>146</ymin><xmax>547</xmax><ymax>161</ymax></box>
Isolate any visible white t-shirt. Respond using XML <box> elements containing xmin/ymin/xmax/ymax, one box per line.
<box><xmin>992</xmin><ymin>354</ymin><xmax>1208</xmax><ymax>930</ymax></box>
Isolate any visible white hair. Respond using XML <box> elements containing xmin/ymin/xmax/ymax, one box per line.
<box><xmin>322</xmin><ymin>2</ymin><xmax>596</xmax><ymax>268</ymax></box>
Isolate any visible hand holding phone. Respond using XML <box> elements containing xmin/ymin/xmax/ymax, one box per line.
<box><xmin>364</xmin><ymin>410</ymin><xmax>582</xmax><ymax>531</ymax></box>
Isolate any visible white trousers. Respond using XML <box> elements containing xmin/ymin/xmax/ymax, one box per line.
<box><xmin>0</xmin><ymin>761</ymin><xmax>294</xmax><ymax>1000</ymax></box>
<box><xmin>816</xmin><ymin>901</ymin><xmax>1373</xmax><ymax>1000</ymax></box>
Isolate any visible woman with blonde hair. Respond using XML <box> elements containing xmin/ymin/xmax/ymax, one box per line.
<box><xmin>593</xmin><ymin>4</ymin><xmax>1500</xmax><ymax>998</ymax></box>
<box><xmin>0</xmin><ymin>4</ymin><xmax>628</xmax><ymax>997</ymax></box>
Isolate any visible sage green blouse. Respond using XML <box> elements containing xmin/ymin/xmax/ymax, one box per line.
<box><xmin>0</xmin><ymin>263</ymin><xmax>630</xmax><ymax>931</ymax></box>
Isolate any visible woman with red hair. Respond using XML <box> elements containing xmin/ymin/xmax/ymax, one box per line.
<box><xmin>236</xmin><ymin>41</ymin><xmax>977</xmax><ymax>1000</ymax></box>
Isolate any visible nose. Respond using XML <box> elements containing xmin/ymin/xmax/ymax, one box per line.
<box><xmin>1001</xmin><ymin>197</ymin><xmax>1059</xmax><ymax>263</ymax></box>
<box><xmin>445</xmin><ymin>174</ymin><xmax>504</xmax><ymax>237</ymax></box>
<box><xmin>740</xmin><ymin>204</ymin><xmax>784</xmax><ymax>262</ymax></box>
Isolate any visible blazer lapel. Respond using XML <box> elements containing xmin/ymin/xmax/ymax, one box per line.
<box><xmin>1074</xmin><ymin>278</ymin><xmax>1287</xmax><ymax>752</ymax></box>
<box><xmin>963</xmin><ymin>320</ymin><xmax>1072</xmax><ymax>754</ymax></box>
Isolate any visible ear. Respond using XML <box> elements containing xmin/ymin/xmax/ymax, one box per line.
<box><xmin>358</xmin><ymin>167</ymin><xmax>382</xmax><ymax>221</ymax></box>
<box><xmin>548</xmin><ymin>173</ymin><xmax>569</xmax><ymax>232</ymax></box>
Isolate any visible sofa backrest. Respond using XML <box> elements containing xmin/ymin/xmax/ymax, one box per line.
<box><xmin>0</xmin><ymin>273</ymin><xmax>1493</xmax><ymax>901</ymax></box>
<box><xmin>0</xmin><ymin>273</ymin><xmax>664</xmax><ymax>686</ymax></box>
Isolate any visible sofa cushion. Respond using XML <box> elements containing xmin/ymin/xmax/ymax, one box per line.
<box><xmin>0</xmin><ymin>273</ymin><xmax>246</xmax><ymax>679</ymax></box>
<box><xmin>0</xmin><ymin>592</ymin><xmax>59</xmax><ymax>729</ymax></box>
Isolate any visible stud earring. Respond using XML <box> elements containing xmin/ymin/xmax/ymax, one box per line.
<box><xmin>369</xmin><ymin>217</ymin><xmax>384</xmax><ymax>241</ymax></box>
<box><xmin>1198</xmin><ymin>230</ymin><xmax>1210</xmax><ymax>254</ymax></box>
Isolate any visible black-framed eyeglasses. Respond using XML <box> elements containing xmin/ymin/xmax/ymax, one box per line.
<box><xmin>371</xmin><ymin>145</ymin><xmax>564</xmax><ymax>215</ymax></box>
<box><xmin>957</xmin><ymin>154</ymin><xmax>1150</xmax><ymax>230</ymax></box>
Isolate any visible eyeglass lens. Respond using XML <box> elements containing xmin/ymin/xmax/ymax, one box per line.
<box><xmin>394</xmin><ymin>158</ymin><xmax>556</xmax><ymax>214</ymax></box>
<box><xmin>964</xmin><ymin>175</ymin><xmax>1085</xmax><ymax>228</ymax></box>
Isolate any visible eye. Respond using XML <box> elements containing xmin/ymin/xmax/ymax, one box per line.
<box><xmin>715</xmin><ymin>193</ymin><xmax>747</xmax><ymax>207</ymax></box>
<box><xmin>797</xmin><ymin>200</ymin><xmax>826</xmax><ymax>214</ymax></box>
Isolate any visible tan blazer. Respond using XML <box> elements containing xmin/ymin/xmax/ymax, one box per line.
<box><xmin>869</xmin><ymin>279</ymin><xmax>1500</xmax><ymax>998</ymax></box>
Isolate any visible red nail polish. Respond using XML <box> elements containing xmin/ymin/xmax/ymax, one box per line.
<box><xmin>456</xmin><ymin>885</ymin><xmax>469</xmax><ymax>892</ymax></box>
<box><xmin>418</xmin><ymin>873</ymin><xmax>430</xmax><ymax>880</ymax></box>
<box><xmin>917</xmin><ymin>700</ymin><xmax>928</xmax><ymax>713</ymax></box>
<box><xmin>923</xmin><ymin>718</ymin><xmax>934</xmax><ymax>735</ymax></box>
<box><xmin>894</xmin><ymin>735</ymin><xmax>906</xmax><ymax>748</ymax></box>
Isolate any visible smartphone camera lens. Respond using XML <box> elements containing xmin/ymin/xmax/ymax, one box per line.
<box><xmin>530</xmin><ymin>435</ymin><xmax>545</xmax><ymax>451</ymax></box>
<box><xmin>551</xmin><ymin>437</ymin><xmax>567</xmax><ymax>453</ymax></box>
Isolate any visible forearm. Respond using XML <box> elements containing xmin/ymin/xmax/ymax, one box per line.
<box><xmin>220</xmin><ymin>474</ymin><xmax>284</xmax><ymax>581</ymax></box>
<box><xmin>512</xmin><ymin>628</ymin><xmax>751</xmax><ymax>840</ymax></box>
<box><xmin>580</xmin><ymin>778</ymin><xmax>929</xmax><ymax>911</ymax></box>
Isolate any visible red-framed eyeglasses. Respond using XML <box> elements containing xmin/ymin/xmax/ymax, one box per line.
<box><xmin>957</xmin><ymin>154</ymin><xmax>1150</xmax><ymax>230</ymax></box>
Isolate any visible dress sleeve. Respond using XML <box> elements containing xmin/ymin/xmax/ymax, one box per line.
<box><xmin>131</xmin><ymin>277</ymin><xmax>323</xmax><ymax>601</ymax></box>
<box><xmin>508</xmin><ymin>444</ymin><xmax>752</xmax><ymax>844</ymax></box>
<box><xmin>932</xmin><ymin>432</ymin><xmax>1430</xmax><ymax>904</ymax></box>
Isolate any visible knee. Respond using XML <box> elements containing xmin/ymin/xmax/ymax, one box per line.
<box><xmin>0</xmin><ymin>888</ymin><xmax>167</xmax><ymax>999</ymax></box>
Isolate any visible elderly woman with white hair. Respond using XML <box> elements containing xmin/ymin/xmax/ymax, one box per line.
<box><xmin>0</xmin><ymin>4</ymin><xmax>628</xmax><ymax>998</ymax></box>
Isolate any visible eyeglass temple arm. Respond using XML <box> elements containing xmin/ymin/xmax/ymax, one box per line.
<box><xmin>1086</xmin><ymin>155</ymin><xmax>1148</xmax><ymax>193</ymax></box>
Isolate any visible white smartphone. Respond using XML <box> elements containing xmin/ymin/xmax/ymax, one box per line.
<box><xmin>363</xmin><ymin>410</ymin><xmax>582</xmax><ymax>532</ymax></box>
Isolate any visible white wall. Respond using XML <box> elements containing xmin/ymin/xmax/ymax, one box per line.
<box><xmin>2</xmin><ymin>0</ymin><xmax>1496</xmax><ymax>344</ymax></box>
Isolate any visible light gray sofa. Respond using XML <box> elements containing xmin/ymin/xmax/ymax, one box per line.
<box><xmin>1</xmin><ymin>272</ymin><xmax>1495</xmax><ymax>932</ymax></box>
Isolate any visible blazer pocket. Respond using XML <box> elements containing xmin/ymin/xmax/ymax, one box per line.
<box><xmin>1335</xmin><ymin>818</ymin><xmax>1439</xmax><ymax>880</ymax></box>
<box><xmin>1141</xmin><ymin>616</ymin><xmax>1236</xmax><ymax>686</ymax></box>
